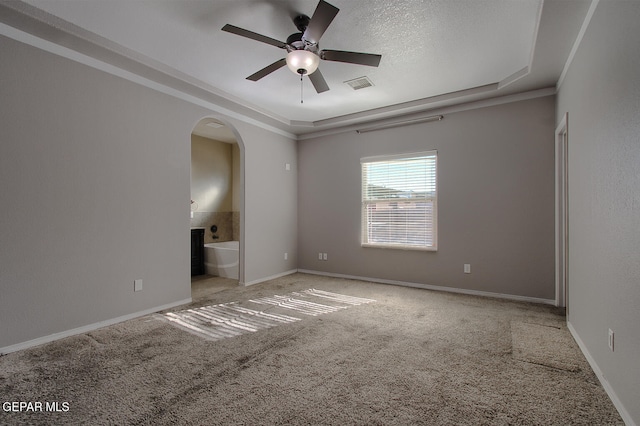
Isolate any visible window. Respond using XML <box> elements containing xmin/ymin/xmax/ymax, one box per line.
<box><xmin>361</xmin><ymin>151</ymin><xmax>437</xmax><ymax>250</ymax></box>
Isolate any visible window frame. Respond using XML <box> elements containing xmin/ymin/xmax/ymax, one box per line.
<box><xmin>360</xmin><ymin>150</ymin><xmax>438</xmax><ymax>251</ymax></box>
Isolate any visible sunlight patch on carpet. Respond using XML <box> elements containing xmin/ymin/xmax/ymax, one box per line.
<box><xmin>161</xmin><ymin>289</ymin><xmax>375</xmax><ymax>341</ymax></box>
<box><xmin>162</xmin><ymin>304</ymin><xmax>301</xmax><ymax>341</ymax></box>
<box><xmin>511</xmin><ymin>321</ymin><xmax>580</xmax><ymax>372</ymax></box>
<box><xmin>294</xmin><ymin>289</ymin><xmax>377</xmax><ymax>306</ymax></box>
<box><xmin>250</xmin><ymin>289</ymin><xmax>375</xmax><ymax>316</ymax></box>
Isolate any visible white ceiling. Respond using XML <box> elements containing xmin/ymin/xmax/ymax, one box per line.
<box><xmin>3</xmin><ymin>0</ymin><xmax>592</xmax><ymax>137</ymax></box>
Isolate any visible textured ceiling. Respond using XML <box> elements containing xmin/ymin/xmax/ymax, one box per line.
<box><xmin>3</xmin><ymin>0</ymin><xmax>592</xmax><ymax>136</ymax></box>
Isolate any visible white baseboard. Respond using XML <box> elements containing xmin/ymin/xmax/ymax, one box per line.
<box><xmin>567</xmin><ymin>321</ymin><xmax>636</xmax><ymax>426</ymax></box>
<box><xmin>0</xmin><ymin>298</ymin><xmax>192</xmax><ymax>355</ymax></box>
<box><xmin>242</xmin><ymin>269</ymin><xmax>298</xmax><ymax>287</ymax></box>
<box><xmin>297</xmin><ymin>269</ymin><xmax>556</xmax><ymax>305</ymax></box>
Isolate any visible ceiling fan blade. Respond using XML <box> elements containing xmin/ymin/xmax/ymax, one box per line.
<box><xmin>309</xmin><ymin>69</ymin><xmax>330</xmax><ymax>93</ymax></box>
<box><xmin>222</xmin><ymin>24</ymin><xmax>287</xmax><ymax>49</ymax></box>
<box><xmin>321</xmin><ymin>50</ymin><xmax>382</xmax><ymax>67</ymax></box>
<box><xmin>303</xmin><ymin>0</ymin><xmax>339</xmax><ymax>44</ymax></box>
<box><xmin>246</xmin><ymin>58</ymin><xmax>287</xmax><ymax>81</ymax></box>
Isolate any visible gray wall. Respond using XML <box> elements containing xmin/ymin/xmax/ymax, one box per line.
<box><xmin>234</xmin><ymin>119</ymin><xmax>298</xmax><ymax>284</ymax></box>
<box><xmin>298</xmin><ymin>96</ymin><xmax>556</xmax><ymax>300</ymax></box>
<box><xmin>556</xmin><ymin>1</ymin><xmax>640</xmax><ymax>423</ymax></box>
<box><xmin>0</xmin><ymin>35</ymin><xmax>297</xmax><ymax>349</ymax></box>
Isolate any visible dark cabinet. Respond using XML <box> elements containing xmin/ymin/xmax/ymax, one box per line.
<box><xmin>191</xmin><ymin>228</ymin><xmax>205</xmax><ymax>276</ymax></box>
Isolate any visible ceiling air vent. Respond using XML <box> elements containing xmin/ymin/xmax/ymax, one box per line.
<box><xmin>345</xmin><ymin>76</ymin><xmax>374</xmax><ymax>90</ymax></box>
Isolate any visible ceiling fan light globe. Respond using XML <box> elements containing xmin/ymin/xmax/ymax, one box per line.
<box><xmin>286</xmin><ymin>50</ymin><xmax>319</xmax><ymax>75</ymax></box>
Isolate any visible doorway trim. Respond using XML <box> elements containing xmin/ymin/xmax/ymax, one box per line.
<box><xmin>555</xmin><ymin>112</ymin><xmax>568</xmax><ymax>310</ymax></box>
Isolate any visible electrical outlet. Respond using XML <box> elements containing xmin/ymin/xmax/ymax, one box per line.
<box><xmin>464</xmin><ymin>264</ymin><xmax>471</xmax><ymax>274</ymax></box>
<box><xmin>608</xmin><ymin>329</ymin><xmax>614</xmax><ymax>351</ymax></box>
<box><xmin>323</xmin><ymin>253</ymin><xmax>328</xmax><ymax>261</ymax></box>
<box><xmin>134</xmin><ymin>279</ymin><xmax>143</xmax><ymax>292</ymax></box>
<box><xmin>318</xmin><ymin>252</ymin><xmax>323</xmax><ymax>260</ymax></box>
<box><xmin>284</xmin><ymin>252</ymin><xmax>288</xmax><ymax>260</ymax></box>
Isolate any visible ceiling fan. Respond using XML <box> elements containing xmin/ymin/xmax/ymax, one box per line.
<box><xmin>221</xmin><ymin>0</ymin><xmax>382</xmax><ymax>94</ymax></box>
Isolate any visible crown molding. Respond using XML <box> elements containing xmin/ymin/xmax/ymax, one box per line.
<box><xmin>0</xmin><ymin>0</ymin><xmax>558</xmax><ymax>141</ymax></box>
<box><xmin>556</xmin><ymin>0</ymin><xmax>599</xmax><ymax>90</ymax></box>
<box><xmin>310</xmin><ymin>83</ymin><xmax>500</xmax><ymax>129</ymax></box>
<box><xmin>0</xmin><ymin>1</ymin><xmax>296</xmax><ymax>139</ymax></box>
<box><xmin>296</xmin><ymin>86</ymin><xmax>556</xmax><ymax>141</ymax></box>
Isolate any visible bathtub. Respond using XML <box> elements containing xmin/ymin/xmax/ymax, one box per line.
<box><xmin>204</xmin><ymin>241</ymin><xmax>239</xmax><ymax>279</ymax></box>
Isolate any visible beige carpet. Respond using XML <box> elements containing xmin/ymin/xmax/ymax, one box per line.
<box><xmin>511</xmin><ymin>321</ymin><xmax>581</xmax><ymax>372</ymax></box>
<box><xmin>0</xmin><ymin>273</ymin><xmax>623</xmax><ymax>425</ymax></box>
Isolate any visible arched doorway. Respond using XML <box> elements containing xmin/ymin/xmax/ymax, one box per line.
<box><xmin>189</xmin><ymin>117</ymin><xmax>245</xmax><ymax>298</ymax></box>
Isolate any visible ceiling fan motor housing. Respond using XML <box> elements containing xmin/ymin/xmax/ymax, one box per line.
<box><xmin>286</xmin><ymin>32</ymin><xmax>304</xmax><ymax>48</ymax></box>
<box><xmin>286</xmin><ymin>32</ymin><xmax>317</xmax><ymax>51</ymax></box>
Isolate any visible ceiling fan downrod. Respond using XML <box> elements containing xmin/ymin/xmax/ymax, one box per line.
<box><xmin>293</xmin><ymin>14</ymin><xmax>310</xmax><ymax>33</ymax></box>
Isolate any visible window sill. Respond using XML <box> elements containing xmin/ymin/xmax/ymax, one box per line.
<box><xmin>361</xmin><ymin>243</ymin><xmax>437</xmax><ymax>252</ymax></box>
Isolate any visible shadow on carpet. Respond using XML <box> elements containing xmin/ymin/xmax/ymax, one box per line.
<box><xmin>511</xmin><ymin>321</ymin><xmax>580</xmax><ymax>372</ymax></box>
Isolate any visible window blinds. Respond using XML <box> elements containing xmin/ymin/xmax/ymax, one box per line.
<box><xmin>361</xmin><ymin>151</ymin><xmax>437</xmax><ymax>250</ymax></box>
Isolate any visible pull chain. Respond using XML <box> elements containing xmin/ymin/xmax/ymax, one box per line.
<box><xmin>300</xmin><ymin>74</ymin><xmax>304</xmax><ymax>104</ymax></box>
